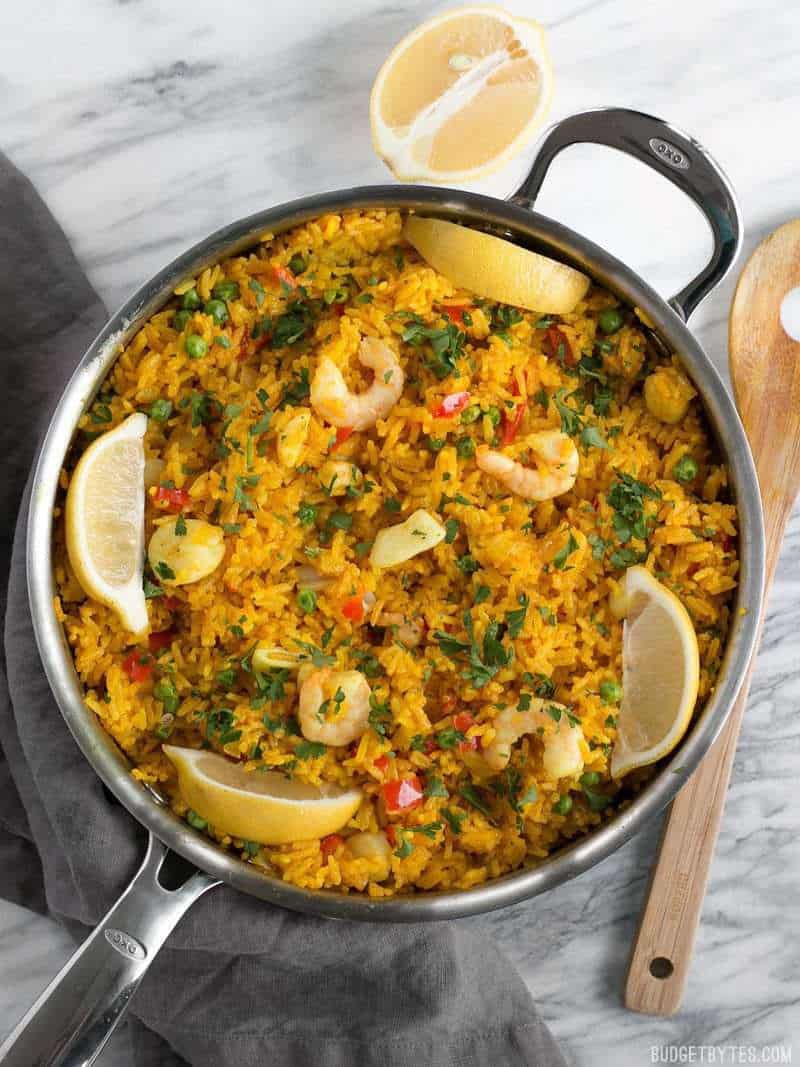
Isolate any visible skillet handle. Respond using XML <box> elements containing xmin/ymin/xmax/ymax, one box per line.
<box><xmin>511</xmin><ymin>107</ymin><xmax>742</xmax><ymax>320</ymax></box>
<box><xmin>0</xmin><ymin>833</ymin><xmax>219</xmax><ymax>1067</ymax></box>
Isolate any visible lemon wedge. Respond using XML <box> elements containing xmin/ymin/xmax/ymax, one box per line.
<box><xmin>370</xmin><ymin>6</ymin><xmax>554</xmax><ymax>183</ymax></box>
<box><xmin>163</xmin><ymin>746</ymin><xmax>363</xmax><ymax>845</ymax></box>
<box><xmin>609</xmin><ymin>566</ymin><xmax>700</xmax><ymax>779</ymax></box>
<box><xmin>65</xmin><ymin>412</ymin><xmax>148</xmax><ymax>634</ymax></box>
<box><xmin>403</xmin><ymin>216</ymin><xmax>590</xmax><ymax>314</ymax></box>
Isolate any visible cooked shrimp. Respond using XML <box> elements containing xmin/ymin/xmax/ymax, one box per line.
<box><xmin>345</xmin><ymin>831</ymin><xmax>392</xmax><ymax>881</ymax></box>
<box><xmin>483</xmin><ymin>700</ymin><xmax>584</xmax><ymax>779</ymax></box>
<box><xmin>378</xmin><ymin>611</ymin><xmax>424</xmax><ymax>649</ymax></box>
<box><xmin>298</xmin><ymin>668</ymin><xmax>371</xmax><ymax>746</ymax></box>
<box><xmin>311</xmin><ymin>337</ymin><xmax>404</xmax><ymax>430</ymax></box>
<box><xmin>476</xmin><ymin>430</ymin><xmax>578</xmax><ymax>502</ymax></box>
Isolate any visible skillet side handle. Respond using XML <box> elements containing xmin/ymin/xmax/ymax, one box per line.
<box><xmin>511</xmin><ymin>107</ymin><xmax>742</xmax><ymax>320</ymax></box>
<box><xmin>0</xmin><ymin>834</ymin><xmax>219</xmax><ymax>1067</ymax></box>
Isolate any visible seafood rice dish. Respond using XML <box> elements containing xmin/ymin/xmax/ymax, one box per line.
<box><xmin>54</xmin><ymin>209</ymin><xmax>738</xmax><ymax>895</ymax></box>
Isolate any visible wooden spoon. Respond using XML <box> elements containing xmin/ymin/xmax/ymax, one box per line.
<box><xmin>624</xmin><ymin>220</ymin><xmax>800</xmax><ymax>1015</ymax></box>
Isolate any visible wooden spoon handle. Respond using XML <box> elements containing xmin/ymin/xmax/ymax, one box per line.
<box><xmin>624</xmin><ymin>495</ymin><xmax>792</xmax><ymax>1015</ymax></box>
<box><xmin>623</xmin><ymin>664</ymin><xmax>753</xmax><ymax>1014</ymax></box>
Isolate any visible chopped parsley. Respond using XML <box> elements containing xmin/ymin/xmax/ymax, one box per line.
<box><xmin>217</xmin><ymin>666</ymin><xmax>238</xmax><ymax>689</ymax></box>
<box><xmin>580</xmin><ymin>424</ymin><xmax>610</xmax><ymax>451</ymax></box>
<box><xmin>436</xmin><ymin>726</ymin><xmax>466</xmax><ymax>749</ymax></box>
<box><xmin>505</xmin><ymin>593</ymin><xmax>529</xmax><ymax>638</ymax></box>
<box><xmin>295</xmin><ymin>740</ymin><xmax>327</xmax><ymax>760</ymax></box>
<box><xmin>278</xmin><ymin>366</ymin><xmax>311</xmax><ymax>408</ymax></box>
<box><xmin>401</xmin><ymin>318</ymin><xmax>466</xmax><ymax>379</ymax></box>
<box><xmin>552</xmin><ymin>531</ymin><xmax>579</xmax><ymax>570</ymax></box>
<box><xmin>444</xmin><ymin>518</ymin><xmax>460</xmax><ymax>544</ymax></box>
<box><xmin>434</xmin><ymin>611</ymin><xmax>514</xmax><ymax>689</ymax></box>
<box><xmin>553</xmin><ymin>388</ymin><xmax>583</xmax><ymax>436</ymax></box>
<box><xmin>441</xmin><ymin>808</ymin><xmax>465</xmax><ymax>834</ymax></box>
<box><xmin>294</xmin><ymin>640</ymin><xmax>335</xmax><ymax>669</ymax></box>
<box><xmin>607</xmin><ymin>472</ymin><xmax>661</xmax><ymax>542</ymax></box>
<box><xmin>423</xmin><ymin>776</ymin><xmax>448</xmax><ymax>799</ymax></box>
<box><xmin>368</xmin><ymin>693</ymin><xmax>392</xmax><ymax>737</ymax></box>
<box><xmin>234</xmin><ymin>474</ymin><xmax>260</xmax><ymax>512</ymax></box>
<box><xmin>459</xmin><ymin>783</ymin><xmax>491</xmax><ymax>817</ymax></box>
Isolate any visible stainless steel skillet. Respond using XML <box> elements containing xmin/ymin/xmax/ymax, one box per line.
<box><xmin>2</xmin><ymin>108</ymin><xmax>764</xmax><ymax>1066</ymax></box>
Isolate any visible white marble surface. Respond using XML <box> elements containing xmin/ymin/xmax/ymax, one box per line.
<box><xmin>1</xmin><ymin>1</ymin><xmax>798</xmax><ymax>1063</ymax></box>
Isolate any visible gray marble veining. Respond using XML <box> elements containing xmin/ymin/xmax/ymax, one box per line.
<box><xmin>1</xmin><ymin>1</ymin><xmax>798</xmax><ymax>1063</ymax></box>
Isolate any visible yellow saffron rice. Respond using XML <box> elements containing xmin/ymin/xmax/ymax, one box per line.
<box><xmin>53</xmin><ymin>210</ymin><xmax>738</xmax><ymax>896</ymax></box>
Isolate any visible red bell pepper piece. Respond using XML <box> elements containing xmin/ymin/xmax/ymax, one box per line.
<box><xmin>164</xmin><ymin>597</ymin><xmax>183</xmax><ymax>612</ymax></box>
<box><xmin>373</xmin><ymin>754</ymin><xmax>390</xmax><ymax>775</ymax></box>
<box><xmin>273</xmin><ymin>265</ymin><xmax>297</xmax><ymax>290</ymax></box>
<box><xmin>385</xmin><ymin>825</ymin><xmax>397</xmax><ymax>847</ymax></box>
<box><xmin>332</xmin><ymin>426</ymin><xmax>354</xmax><ymax>450</ymax></box>
<box><xmin>320</xmin><ymin>833</ymin><xmax>343</xmax><ymax>859</ymax></box>
<box><xmin>148</xmin><ymin>629</ymin><xmax>174</xmax><ymax>653</ymax></box>
<box><xmin>382</xmin><ymin>775</ymin><xmax>424</xmax><ymax>814</ymax></box>
<box><xmin>544</xmin><ymin>325</ymin><xmax>574</xmax><ymax>366</ymax></box>
<box><xmin>501</xmin><ymin>403</ymin><xmax>526</xmax><ymax>444</ymax></box>
<box><xmin>122</xmin><ymin>650</ymin><xmax>153</xmax><ymax>683</ymax></box>
<box><xmin>453</xmin><ymin>711</ymin><xmax>473</xmax><ymax>733</ymax></box>
<box><xmin>433</xmin><ymin>391</ymin><xmax>471</xmax><ymax>418</ymax></box>
<box><xmin>441</xmin><ymin>304</ymin><xmax>472</xmax><ymax>326</ymax></box>
<box><xmin>153</xmin><ymin>486</ymin><xmax>191</xmax><ymax>512</ymax></box>
<box><xmin>342</xmin><ymin>595</ymin><xmax>365</xmax><ymax>623</ymax></box>
<box><xmin>453</xmin><ymin>711</ymin><xmax>479</xmax><ymax>751</ymax></box>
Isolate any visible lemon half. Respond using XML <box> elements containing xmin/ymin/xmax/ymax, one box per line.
<box><xmin>65</xmin><ymin>412</ymin><xmax>148</xmax><ymax>634</ymax></box>
<box><xmin>610</xmin><ymin>566</ymin><xmax>700</xmax><ymax>779</ymax></box>
<box><xmin>370</xmin><ymin>6</ymin><xmax>554</xmax><ymax>183</ymax></box>
<box><xmin>163</xmin><ymin>746</ymin><xmax>363</xmax><ymax>845</ymax></box>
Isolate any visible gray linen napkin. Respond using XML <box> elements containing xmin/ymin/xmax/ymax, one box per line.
<box><xmin>0</xmin><ymin>152</ymin><xmax>568</xmax><ymax>1067</ymax></box>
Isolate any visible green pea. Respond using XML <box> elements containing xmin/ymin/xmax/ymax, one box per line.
<box><xmin>185</xmin><ymin>335</ymin><xmax>208</xmax><ymax>359</ymax></box>
<box><xmin>298</xmin><ymin>588</ymin><xmax>317</xmax><ymax>614</ymax></box>
<box><xmin>173</xmin><ymin>309</ymin><xmax>192</xmax><ymax>332</ymax></box>
<box><xmin>580</xmin><ymin>770</ymin><xmax>601</xmax><ymax>788</ymax></box>
<box><xmin>204</xmin><ymin>299</ymin><xmax>228</xmax><ymax>326</ymax></box>
<box><xmin>212</xmin><ymin>280</ymin><xmax>240</xmax><ymax>302</ymax></box>
<box><xmin>288</xmin><ymin>253</ymin><xmax>307</xmax><ymax>275</ymax></box>
<box><xmin>426</xmin><ymin>436</ymin><xmax>446</xmax><ymax>453</ymax></box>
<box><xmin>598</xmin><ymin>308</ymin><xmax>624</xmax><ymax>334</ymax></box>
<box><xmin>672</xmin><ymin>455</ymin><xmax>699</xmax><ymax>483</ymax></box>
<box><xmin>486</xmin><ymin>406</ymin><xmax>502</xmax><ymax>428</ymax></box>
<box><xmin>456</xmin><ymin>436</ymin><xmax>475</xmax><ymax>459</ymax></box>
<box><xmin>460</xmin><ymin>405</ymin><xmax>481</xmax><ymax>424</ymax></box>
<box><xmin>148</xmin><ymin>398</ymin><xmax>173</xmax><ymax>423</ymax></box>
<box><xmin>186</xmin><ymin>809</ymin><xmax>207</xmax><ymax>830</ymax></box>
<box><xmin>153</xmin><ymin>679</ymin><xmax>179</xmax><ymax>715</ymax></box>
<box><xmin>297</xmin><ymin>502</ymin><xmax>317</xmax><ymax>526</ymax></box>
<box><xmin>599</xmin><ymin>680</ymin><xmax>623</xmax><ymax>705</ymax></box>
<box><xmin>552</xmin><ymin>795</ymin><xmax>573</xmax><ymax>816</ymax></box>
<box><xmin>182</xmin><ymin>287</ymin><xmax>202</xmax><ymax>310</ymax></box>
